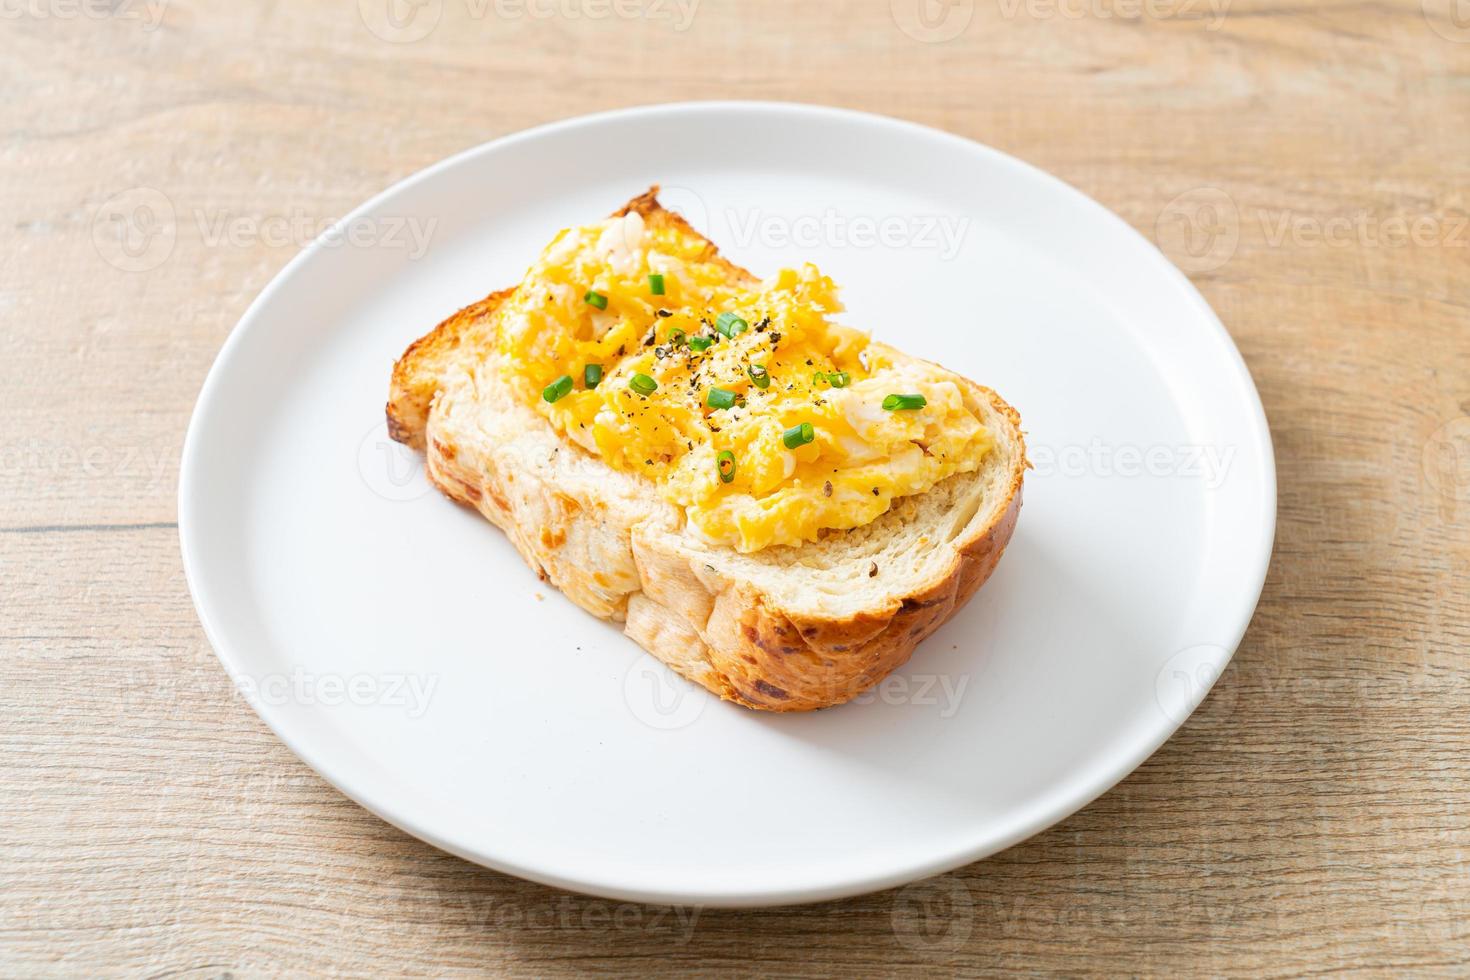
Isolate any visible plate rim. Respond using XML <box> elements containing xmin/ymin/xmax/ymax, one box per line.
<box><xmin>178</xmin><ymin>99</ymin><xmax>1278</xmax><ymax>908</ymax></box>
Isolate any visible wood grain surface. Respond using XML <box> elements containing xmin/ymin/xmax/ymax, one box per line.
<box><xmin>3</xmin><ymin>0</ymin><xmax>1468</xmax><ymax>975</ymax></box>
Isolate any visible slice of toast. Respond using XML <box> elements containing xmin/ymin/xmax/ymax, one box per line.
<box><xmin>387</xmin><ymin>189</ymin><xmax>1026</xmax><ymax>711</ymax></box>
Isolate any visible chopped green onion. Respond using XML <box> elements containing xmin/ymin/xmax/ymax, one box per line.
<box><xmin>747</xmin><ymin>364</ymin><xmax>770</xmax><ymax>389</ymax></box>
<box><xmin>882</xmin><ymin>393</ymin><xmax>927</xmax><ymax>411</ymax></box>
<box><xmin>583</xmin><ymin>364</ymin><xmax>602</xmax><ymax>389</ymax></box>
<box><xmin>584</xmin><ymin>290</ymin><xmax>608</xmax><ymax>310</ymax></box>
<box><xmin>648</xmin><ymin>274</ymin><xmax>665</xmax><ymax>295</ymax></box>
<box><xmin>812</xmin><ymin>371</ymin><xmax>827</xmax><ymax>386</ymax></box>
<box><xmin>687</xmin><ymin>336</ymin><xmax>714</xmax><ymax>352</ymax></box>
<box><xmin>706</xmin><ymin>387</ymin><xmax>738</xmax><ymax>410</ymax></box>
<box><xmin>668</xmin><ymin>327</ymin><xmax>686</xmax><ymax>346</ymax></box>
<box><xmin>716</xmin><ymin>450</ymin><xmax>736</xmax><ymax>484</ymax></box>
<box><xmin>783</xmin><ymin>422</ymin><xmax>815</xmax><ymax>449</ymax></box>
<box><xmin>827</xmin><ymin>371</ymin><xmax>850</xmax><ymax>388</ymax></box>
<box><xmin>715</xmin><ymin>312</ymin><xmax>749</xmax><ymax>338</ymax></box>
<box><xmin>542</xmin><ymin>374</ymin><xmax>574</xmax><ymax>403</ymax></box>
<box><xmin>629</xmin><ymin>373</ymin><xmax>658</xmax><ymax>396</ymax></box>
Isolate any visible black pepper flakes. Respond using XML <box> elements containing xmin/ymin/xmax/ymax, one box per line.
<box><xmin>656</xmin><ymin>309</ymin><xmax>673</xmax><ymax>318</ymax></box>
<box><xmin>823</xmin><ymin>481</ymin><xmax>833</xmax><ymax>497</ymax></box>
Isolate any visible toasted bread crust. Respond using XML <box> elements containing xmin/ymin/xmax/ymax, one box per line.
<box><xmin>387</xmin><ymin>288</ymin><xmax>515</xmax><ymax>450</ymax></box>
<box><xmin>626</xmin><ymin>390</ymin><xmax>1024</xmax><ymax>710</ymax></box>
<box><xmin>613</xmin><ymin>186</ymin><xmax>759</xmax><ymax>285</ymax></box>
<box><xmin>387</xmin><ymin>189</ymin><xmax>1025</xmax><ymax>711</ymax></box>
<box><xmin>387</xmin><ymin>187</ymin><xmax>754</xmax><ymax>448</ymax></box>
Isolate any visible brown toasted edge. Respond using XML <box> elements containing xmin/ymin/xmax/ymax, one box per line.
<box><xmin>692</xmin><ymin>388</ymin><xmax>1026</xmax><ymax>711</ymax></box>
<box><xmin>390</xmin><ymin>188</ymin><xmax>1027</xmax><ymax>712</ymax></box>
<box><xmin>386</xmin><ymin>185</ymin><xmax>754</xmax><ymax>451</ymax></box>
<box><xmin>386</xmin><ymin>288</ymin><xmax>513</xmax><ymax>450</ymax></box>
<box><xmin>615</xmin><ymin>184</ymin><xmax>759</xmax><ymax>285</ymax></box>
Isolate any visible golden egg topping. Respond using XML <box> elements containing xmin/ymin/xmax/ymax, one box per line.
<box><xmin>493</xmin><ymin>210</ymin><xmax>994</xmax><ymax>553</ymax></box>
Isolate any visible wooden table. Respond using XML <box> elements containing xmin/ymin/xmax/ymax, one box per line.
<box><xmin>3</xmin><ymin>0</ymin><xmax>1468</xmax><ymax>974</ymax></box>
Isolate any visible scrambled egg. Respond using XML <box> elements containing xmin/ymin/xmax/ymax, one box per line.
<box><xmin>493</xmin><ymin>209</ymin><xmax>993</xmax><ymax>553</ymax></box>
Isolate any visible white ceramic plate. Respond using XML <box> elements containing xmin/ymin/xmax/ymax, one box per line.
<box><xmin>179</xmin><ymin>102</ymin><xmax>1275</xmax><ymax>908</ymax></box>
